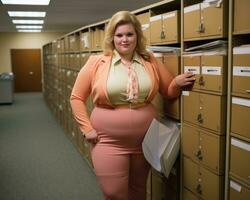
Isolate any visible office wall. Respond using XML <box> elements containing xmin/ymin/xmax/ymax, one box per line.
<box><xmin>0</xmin><ymin>32</ymin><xmax>65</xmax><ymax>73</ymax></box>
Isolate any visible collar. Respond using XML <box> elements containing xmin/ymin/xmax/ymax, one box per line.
<box><xmin>112</xmin><ymin>50</ymin><xmax>142</xmax><ymax>66</ymax></box>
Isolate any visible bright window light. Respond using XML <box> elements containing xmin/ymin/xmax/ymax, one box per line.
<box><xmin>8</xmin><ymin>11</ymin><xmax>46</xmax><ymax>17</ymax></box>
<box><xmin>1</xmin><ymin>0</ymin><xmax>50</xmax><ymax>5</ymax></box>
<box><xmin>12</xmin><ymin>19</ymin><xmax>44</xmax><ymax>24</ymax></box>
<box><xmin>16</xmin><ymin>25</ymin><xmax>43</xmax><ymax>29</ymax></box>
<box><xmin>18</xmin><ymin>29</ymin><xmax>41</xmax><ymax>32</ymax></box>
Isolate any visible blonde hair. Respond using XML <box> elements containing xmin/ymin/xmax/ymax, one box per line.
<box><xmin>103</xmin><ymin>11</ymin><xmax>150</xmax><ymax>61</ymax></box>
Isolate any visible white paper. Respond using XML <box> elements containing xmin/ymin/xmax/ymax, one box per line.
<box><xmin>184</xmin><ymin>66</ymin><xmax>200</xmax><ymax>74</ymax></box>
<box><xmin>182</xmin><ymin>91</ymin><xmax>190</xmax><ymax>96</ymax></box>
<box><xmin>184</xmin><ymin>4</ymin><xmax>200</xmax><ymax>13</ymax></box>
<box><xmin>163</xmin><ymin>12</ymin><xmax>175</xmax><ymax>20</ymax></box>
<box><xmin>150</xmin><ymin>15</ymin><xmax>161</xmax><ymax>22</ymax></box>
<box><xmin>142</xmin><ymin>118</ymin><xmax>180</xmax><ymax>177</ymax></box>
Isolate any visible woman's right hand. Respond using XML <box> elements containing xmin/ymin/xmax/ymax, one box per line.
<box><xmin>85</xmin><ymin>129</ymin><xmax>99</xmax><ymax>144</ymax></box>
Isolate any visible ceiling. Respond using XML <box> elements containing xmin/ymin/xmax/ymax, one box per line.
<box><xmin>0</xmin><ymin>0</ymin><xmax>161</xmax><ymax>33</ymax></box>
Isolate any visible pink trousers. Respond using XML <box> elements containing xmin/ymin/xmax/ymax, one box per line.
<box><xmin>90</xmin><ymin>104</ymin><xmax>157</xmax><ymax>200</ymax></box>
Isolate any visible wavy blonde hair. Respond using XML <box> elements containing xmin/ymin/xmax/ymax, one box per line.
<box><xmin>103</xmin><ymin>11</ymin><xmax>150</xmax><ymax>61</ymax></box>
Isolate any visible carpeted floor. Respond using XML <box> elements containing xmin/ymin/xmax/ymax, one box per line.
<box><xmin>0</xmin><ymin>92</ymin><xmax>102</xmax><ymax>200</ymax></box>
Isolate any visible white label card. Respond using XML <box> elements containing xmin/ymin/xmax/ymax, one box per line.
<box><xmin>230</xmin><ymin>180</ymin><xmax>242</xmax><ymax>192</ymax></box>
<box><xmin>182</xmin><ymin>91</ymin><xmax>190</xmax><ymax>96</ymax></box>
<box><xmin>231</xmin><ymin>138</ymin><xmax>250</xmax><ymax>152</ymax></box>
<box><xmin>202</xmin><ymin>66</ymin><xmax>221</xmax><ymax>75</ymax></box>
<box><xmin>233</xmin><ymin>66</ymin><xmax>250</xmax><ymax>77</ymax></box>
<box><xmin>184</xmin><ymin>4</ymin><xmax>200</xmax><ymax>13</ymax></box>
<box><xmin>150</xmin><ymin>15</ymin><xmax>161</xmax><ymax>22</ymax></box>
<box><xmin>184</xmin><ymin>66</ymin><xmax>200</xmax><ymax>74</ymax></box>
<box><xmin>163</xmin><ymin>12</ymin><xmax>175</xmax><ymax>20</ymax></box>
<box><xmin>232</xmin><ymin>97</ymin><xmax>250</xmax><ymax>107</ymax></box>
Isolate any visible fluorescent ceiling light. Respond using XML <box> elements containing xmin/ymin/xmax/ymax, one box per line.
<box><xmin>12</xmin><ymin>19</ymin><xmax>44</xmax><ymax>24</ymax></box>
<box><xmin>8</xmin><ymin>11</ymin><xmax>46</xmax><ymax>17</ymax></box>
<box><xmin>18</xmin><ymin>29</ymin><xmax>41</xmax><ymax>32</ymax></box>
<box><xmin>1</xmin><ymin>0</ymin><xmax>50</xmax><ymax>5</ymax></box>
<box><xmin>16</xmin><ymin>25</ymin><xmax>43</xmax><ymax>29</ymax></box>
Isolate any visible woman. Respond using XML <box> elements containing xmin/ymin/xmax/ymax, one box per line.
<box><xmin>70</xmin><ymin>11</ymin><xmax>194</xmax><ymax>200</ymax></box>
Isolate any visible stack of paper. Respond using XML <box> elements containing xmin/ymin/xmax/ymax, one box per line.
<box><xmin>147</xmin><ymin>45</ymin><xmax>181</xmax><ymax>55</ymax></box>
<box><xmin>183</xmin><ymin>40</ymin><xmax>228</xmax><ymax>57</ymax></box>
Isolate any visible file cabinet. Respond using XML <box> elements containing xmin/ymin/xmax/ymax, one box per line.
<box><xmin>231</xmin><ymin>97</ymin><xmax>250</xmax><ymax>140</ymax></box>
<box><xmin>183</xmin><ymin>91</ymin><xmax>227</xmax><ymax>133</ymax></box>
<box><xmin>80</xmin><ymin>31</ymin><xmax>91</xmax><ymax>51</ymax></box>
<box><xmin>230</xmin><ymin>137</ymin><xmax>250</xmax><ymax>185</ymax></box>
<box><xmin>229</xmin><ymin>179</ymin><xmax>250</xmax><ymax>200</ymax></box>
<box><xmin>150</xmin><ymin>10</ymin><xmax>179</xmax><ymax>44</ymax></box>
<box><xmin>184</xmin><ymin>55</ymin><xmax>227</xmax><ymax>94</ymax></box>
<box><xmin>183</xmin><ymin>156</ymin><xmax>224</xmax><ymax>200</ymax></box>
<box><xmin>182</xmin><ymin>123</ymin><xmax>225</xmax><ymax>174</ymax></box>
<box><xmin>184</xmin><ymin>1</ymin><xmax>227</xmax><ymax>40</ymax></box>
<box><xmin>183</xmin><ymin>188</ymin><xmax>198</xmax><ymax>200</ymax></box>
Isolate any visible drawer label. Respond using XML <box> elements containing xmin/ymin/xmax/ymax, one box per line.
<box><xmin>184</xmin><ymin>66</ymin><xmax>200</xmax><ymax>74</ymax></box>
<box><xmin>230</xmin><ymin>180</ymin><xmax>242</xmax><ymax>192</ymax></box>
<box><xmin>232</xmin><ymin>97</ymin><xmax>250</xmax><ymax>107</ymax></box>
<box><xmin>233</xmin><ymin>46</ymin><xmax>250</xmax><ymax>54</ymax></box>
<box><xmin>182</xmin><ymin>91</ymin><xmax>190</xmax><ymax>96</ymax></box>
<box><xmin>163</xmin><ymin>12</ymin><xmax>176</xmax><ymax>20</ymax></box>
<box><xmin>202</xmin><ymin>66</ymin><xmax>221</xmax><ymax>75</ymax></box>
<box><xmin>233</xmin><ymin>66</ymin><xmax>250</xmax><ymax>77</ymax></box>
<box><xmin>150</xmin><ymin>15</ymin><xmax>161</xmax><ymax>22</ymax></box>
<box><xmin>231</xmin><ymin>138</ymin><xmax>250</xmax><ymax>152</ymax></box>
<box><xmin>141</xmin><ymin>24</ymin><xmax>149</xmax><ymax>30</ymax></box>
<box><xmin>184</xmin><ymin>4</ymin><xmax>200</xmax><ymax>13</ymax></box>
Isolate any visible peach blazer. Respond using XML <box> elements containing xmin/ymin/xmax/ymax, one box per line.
<box><xmin>70</xmin><ymin>53</ymin><xmax>181</xmax><ymax>134</ymax></box>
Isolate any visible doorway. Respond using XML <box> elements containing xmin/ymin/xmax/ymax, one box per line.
<box><xmin>11</xmin><ymin>49</ymin><xmax>42</xmax><ymax>92</ymax></box>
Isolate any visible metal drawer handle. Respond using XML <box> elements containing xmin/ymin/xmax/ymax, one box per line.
<box><xmin>199</xmin><ymin>76</ymin><xmax>205</xmax><ymax>86</ymax></box>
<box><xmin>197</xmin><ymin>113</ymin><xmax>203</xmax><ymax>124</ymax></box>
<box><xmin>196</xmin><ymin>149</ymin><xmax>203</xmax><ymax>161</ymax></box>
<box><xmin>160</xmin><ymin>30</ymin><xmax>166</xmax><ymax>39</ymax></box>
<box><xmin>246</xmin><ymin>90</ymin><xmax>250</xmax><ymax>93</ymax></box>
<box><xmin>196</xmin><ymin>183</ymin><xmax>202</xmax><ymax>195</ymax></box>
<box><xmin>197</xmin><ymin>23</ymin><xmax>205</xmax><ymax>33</ymax></box>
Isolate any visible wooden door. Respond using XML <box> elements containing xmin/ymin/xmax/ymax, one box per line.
<box><xmin>11</xmin><ymin>49</ymin><xmax>42</xmax><ymax>92</ymax></box>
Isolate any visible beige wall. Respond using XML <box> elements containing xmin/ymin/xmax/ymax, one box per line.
<box><xmin>0</xmin><ymin>32</ymin><xmax>65</xmax><ymax>73</ymax></box>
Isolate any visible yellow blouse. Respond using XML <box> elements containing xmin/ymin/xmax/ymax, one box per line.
<box><xmin>107</xmin><ymin>51</ymin><xmax>152</xmax><ymax>105</ymax></box>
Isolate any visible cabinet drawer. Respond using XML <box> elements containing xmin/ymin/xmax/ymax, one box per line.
<box><xmin>233</xmin><ymin>47</ymin><xmax>250</xmax><ymax>98</ymax></box>
<box><xmin>183</xmin><ymin>91</ymin><xmax>226</xmax><ymax>133</ymax></box>
<box><xmin>229</xmin><ymin>179</ymin><xmax>250</xmax><ymax>200</ymax></box>
<box><xmin>231</xmin><ymin>97</ymin><xmax>250</xmax><ymax>139</ymax></box>
<box><xmin>230</xmin><ymin>138</ymin><xmax>250</xmax><ymax>185</ymax></box>
<box><xmin>182</xmin><ymin>123</ymin><xmax>225</xmax><ymax>174</ymax></box>
<box><xmin>183</xmin><ymin>156</ymin><xmax>224</xmax><ymax>200</ymax></box>
<box><xmin>234</xmin><ymin>0</ymin><xmax>250</xmax><ymax>34</ymax></box>
<box><xmin>184</xmin><ymin>4</ymin><xmax>200</xmax><ymax>40</ymax></box>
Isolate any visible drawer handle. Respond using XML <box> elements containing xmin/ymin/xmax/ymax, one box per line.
<box><xmin>199</xmin><ymin>76</ymin><xmax>205</xmax><ymax>86</ymax></box>
<box><xmin>196</xmin><ymin>150</ymin><xmax>203</xmax><ymax>161</ymax></box>
<box><xmin>160</xmin><ymin>31</ymin><xmax>166</xmax><ymax>39</ymax></box>
<box><xmin>197</xmin><ymin>23</ymin><xmax>205</xmax><ymax>33</ymax></box>
<box><xmin>197</xmin><ymin>113</ymin><xmax>203</xmax><ymax>124</ymax></box>
<box><xmin>196</xmin><ymin>183</ymin><xmax>202</xmax><ymax>195</ymax></box>
<box><xmin>246</xmin><ymin>90</ymin><xmax>250</xmax><ymax>93</ymax></box>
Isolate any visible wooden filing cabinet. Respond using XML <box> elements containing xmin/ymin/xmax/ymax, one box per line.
<box><xmin>183</xmin><ymin>156</ymin><xmax>224</xmax><ymax>200</ymax></box>
<box><xmin>92</xmin><ymin>27</ymin><xmax>104</xmax><ymax>50</ymax></box>
<box><xmin>184</xmin><ymin>1</ymin><xmax>227</xmax><ymax>40</ymax></box>
<box><xmin>231</xmin><ymin>97</ymin><xmax>250</xmax><ymax>140</ymax></box>
<box><xmin>232</xmin><ymin>46</ymin><xmax>250</xmax><ymax>98</ymax></box>
<box><xmin>69</xmin><ymin>34</ymin><xmax>80</xmax><ymax>52</ymax></box>
<box><xmin>230</xmin><ymin>137</ymin><xmax>250</xmax><ymax>185</ymax></box>
<box><xmin>229</xmin><ymin>179</ymin><xmax>250</xmax><ymax>200</ymax></box>
<box><xmin>80</xmin><ymin>53</ymin><xmax>90</xmax><ymax>67</ymax></box>
<box><xmin>233</xmin><ymin>0</ymin><xmax>250</xmax><ymax>34</ymax></box>
<box><xmin>183</xmin><ymin>91</ymin><xmax>227</xmax><ymax>133</ymax></box>
<box><xmin>150</xmin><ymin>10</ymin><xmax>179</xmax><ymax>44</ymax></box>
<box><xmin>182</xmin><ymin>123</ymin><xmax>225</xmax><ymax>175</ymax></box>
<box><xmin>136</xmin><ymin>12</ymin><xmax>150</xmax><ymax>45</ymax></box>
<box><xmin>184</xmin><ymin>55</ymin><xmax>227</xmax><ymax>94</ymax></box>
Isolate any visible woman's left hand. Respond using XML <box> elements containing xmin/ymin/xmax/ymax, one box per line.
<box><xmin>174</xmin><ymin>72</ymin><xmax>196</xmax><ymax>87</ymax></box>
